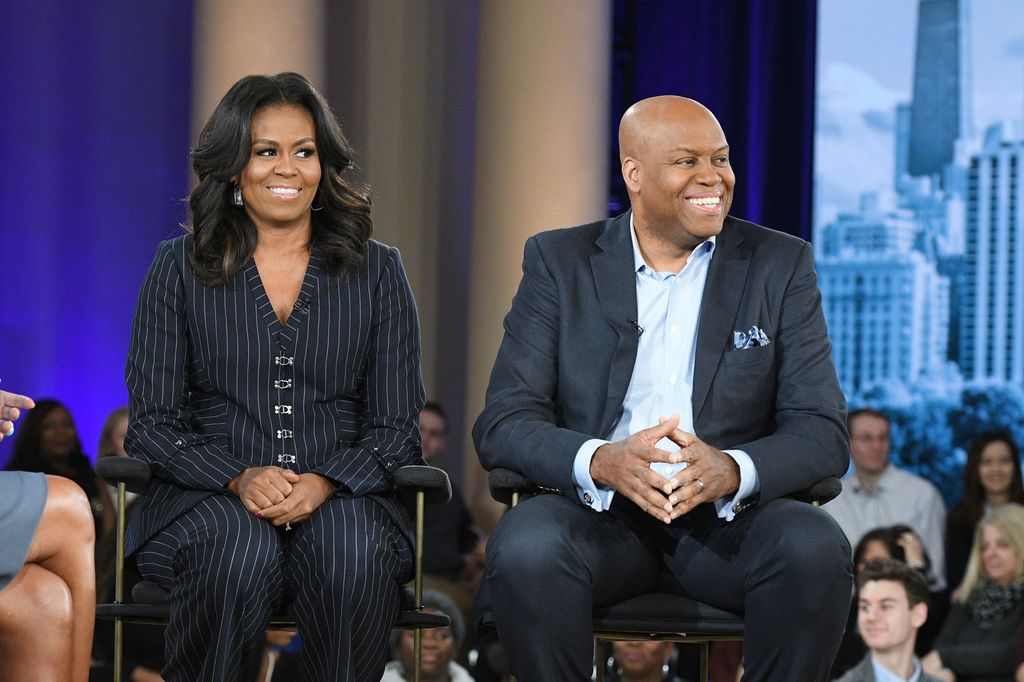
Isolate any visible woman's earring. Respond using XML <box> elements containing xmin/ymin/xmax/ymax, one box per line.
<box><xmin>232</xmin><ymin>185</ymin><xmax>244</xmax><ymax>207</ymax></box>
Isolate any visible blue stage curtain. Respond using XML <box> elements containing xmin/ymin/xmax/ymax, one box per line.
<box><xmin>610</xmin><ymin>0</ymin><xmax>817</xmax><ymax>240</ymax></box>
<box><xmin>0</xmin><ymin>2</ymin><xmax>193</xmax><ymax>465</ymax></box>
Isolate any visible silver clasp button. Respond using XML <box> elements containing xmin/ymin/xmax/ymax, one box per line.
<box><xmin>277</xmin><ymin>454</ymin><xmax>296</xmax><ymax>465</ymax></box>
<box><xmin>276</xmin><ymin>429</ymin><xmax>293</xmax><ymax>439</ymax></box>
<box><xmin>273</xmin><ymin>379</ymin><xmax>292</xmax><ymax>389</ymax></box>
<box><xmin>274</xmin><ymin>356</ymin><xmax>295</xmax><ymax>366</ymax></box>
<box><xmin>274</xmin><ymin>405</ymin><xmax>293</xmax><ymax>415</ymax></box>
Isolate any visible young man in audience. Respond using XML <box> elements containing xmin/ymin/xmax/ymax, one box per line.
<box><xmin>838</xmin><ymin>558</ymin><xmax>942</xmax><ymax>682</ymax></box>
<box><xmin>825</xmin><ymin>408</ymin><xmax>947</xmax><ymax>590</ymax></box>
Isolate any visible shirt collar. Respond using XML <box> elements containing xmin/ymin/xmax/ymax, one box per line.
<box><xmin>869</xmin><ymin>654</ymin><xmax>923</xmax><ymax>682</ymax></box>
<box><xmin>629</xmin><ymin>212</ymin><xmax>716</xmax><ymax>275</ymax></box>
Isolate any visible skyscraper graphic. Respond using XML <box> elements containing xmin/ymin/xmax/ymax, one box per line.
<box><xmin>819</xmin><ymin>195</ymin><xmax>950</xmax><ymax>394</ymax></box>
<box><xmin>907</xmin><ymin>0</ymin><xmax>968</xmax><ymax>183</ymax></box>
<box><xmin>958</xmin><ymin>123</ymin><xmax>1024</xmax><ymax>384</ymax></box>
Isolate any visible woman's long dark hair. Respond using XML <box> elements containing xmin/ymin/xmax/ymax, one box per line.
<box><xmin>5</xmin><ymin>398</ymin><xmax>86</xmax><ymax>473</ymax></box>
<box><xmin>187</xmin><ymin>72</ymin><xmax>372</xmax><ymax>286</ymax></box>
<box><xmin>954</xmin><ymin>430</ymin><xmax>1024</xmax><ymax>528</ymax></box>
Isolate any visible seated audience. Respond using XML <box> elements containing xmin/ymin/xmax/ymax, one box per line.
<box><xmin>825</xmin><ymin>408</ymin><xmax>948</xmax><ymax>590</ymax></box>
<box><xmin>0</xmin><ymin>389</ymin><xmax>96</xmax><ymax>682</ymax></box>
<box><xmin>381</xmin><ymin>589</ymin><xmax>474</xmax><ymax>682</ymax></box>
<box><xmin>923</xmin><ymin>503</ymin><xmax>1024</xmax><ymax>681</ymax></box>
<box><xmin>836</xmin><ymin>558</ymin><xmax>941</xmax><ymax>682</ymax></box>
<box><xmin>419</xmin><ymin>401</ymin><xmax>486</xmax><ymax>660</ymax></box>
<box><xmin>608</xmin><ymin>641</ymin><xmax>686</xmax><ymax>682</ymax></box>
<box><xmin>5</xmin><ymin>398</ymin><xmax>115</xmax><ymax>543</ymax></box>
<box><xmin>946</xmin><ymin>430</ymin><xmax>1024</xmax><ymax>592</ymax></box>
<box><xmin>832</xmin><ymin>525</ymin><xmax>946</xmax><ymax>678</ymax></box>
<box><xmin>97</xmin><ymin>406</ymin><xmax>135</xmax><ymax>510</ymax></box>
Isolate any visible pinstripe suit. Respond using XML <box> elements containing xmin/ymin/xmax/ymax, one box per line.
<box><xmin>125</xmin><ymin>234</ymin><xmax>425</xmax><ymax>681</ymax></box>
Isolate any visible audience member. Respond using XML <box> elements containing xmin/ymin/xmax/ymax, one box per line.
<box><xmin>5</xmin><ymin>398</ymin><xmax>115</xmax><ymax>543</ymax></box>
<box><xmin>946</xmin><ymin>430</ymin><xmax>1024</xmax><ymax>592</ymax></box>
<box><xmin>608</xmin><ymin>641</ymin><xmax>686</xmax><ymax>682</ymax></box>
<box><xmin>836</xmin><ymin>558</ymin><xmax>941</xmax><ymax>682</ymax></box>
<box><xmin>381</xmin><ymin>589</ymin><xmax>474</xmax><ymax>682</ymax></box>
<box><xmin>832</xmin><ymin>525</ymin><xmax>942</xmax><ymax>678</ymax></box>
<box><xmin>0</xmin><ymin>388</ymin><xmax>96</xmax><ymax>682</ymax></box>
<box><xmin>923</xmin><ymin>503</ymin><xmax>1024</xmax><ymax>681</ymax></box>
<box><xmin>97</xmin><ymin>406</ymin><xmax>135</xmax><ymax>509</ymax></box>
<box><xmin>825</xmin><ymin>408</ymin><xmax>947</xmax><ymax>589</ymax></box>
<box><xmin>419</xmin><ymin>401</ymin><xmax>485</xmax><ymax>661</ymax></box>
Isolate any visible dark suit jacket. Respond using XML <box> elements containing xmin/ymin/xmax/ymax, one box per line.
<box><xmin>473</xmin><ymin>211</ymin><xmax>848</xmax><ymax>510</ymax></box>
<box><xmin>124</xmin><ymin>235</ymin><xmax>425</xmax><ymax>555</ymax></box>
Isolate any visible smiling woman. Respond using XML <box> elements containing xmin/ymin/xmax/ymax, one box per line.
<box><xmin>125</xmin><ymin>72</ymin><xmax>425</xmax><ymax>680</ymax></box>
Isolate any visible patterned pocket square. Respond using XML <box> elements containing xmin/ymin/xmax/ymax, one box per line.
<box><xmin>732</xmin><ymin>325</ymin><xmax>771</xmax><ymax>350</ymax></box>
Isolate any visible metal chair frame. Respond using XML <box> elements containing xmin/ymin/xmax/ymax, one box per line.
<box><xmin>97</xmin><ymin>457</ymin><xmax>452</xmax><ymax>682</ymax></box>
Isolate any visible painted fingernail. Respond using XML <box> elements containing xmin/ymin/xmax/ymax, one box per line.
<box><xmin>255</xmin><ymin>511</ymin><xmax>264</xmax><ymax>519</ymax></box>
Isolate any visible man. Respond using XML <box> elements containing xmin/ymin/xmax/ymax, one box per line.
<box><xmin>824</xmin><ymin>408</ymin><xmax>947</xmax><ymax>589</ymax></box>
<box><xmin>473</xmin><ymin>96</ymin><xmax>853</xmax><ymax>680</ymax></box>
<box><xmin>837</xmin><ymin>559</ymin><xmax>942</xmax><ymax>682</ymax></box>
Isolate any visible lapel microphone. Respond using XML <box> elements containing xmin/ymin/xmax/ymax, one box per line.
<box><xmin>628</xmin><ymin>318</ymin><xmax>644</xmax><ymax>336</ymax></box>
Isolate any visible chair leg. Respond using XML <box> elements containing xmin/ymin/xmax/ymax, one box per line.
<box><xmin>413</xmin><ymin>488</ymin><xmax>426</xmax><ymax>682</ymax></box>
<box><xmin>594</xmin><ymin>639</ymin><xmax>605</xmax><ymax>682</ymax></box>
<box><xmin>700</xmin><ymin>642</ymin><xmax>709</xmax><ymax>682</ymax></box>
<box><xmin>113</xmin><ymin>481</ymin><xmax>127</xmax><ymax>682</ymax></box>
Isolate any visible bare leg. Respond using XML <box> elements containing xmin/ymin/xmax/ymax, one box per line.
<box><xmin>24</xmin><ymin>475</ymin><xmax>97</xmax><ymax>682</ymax></box>
<box><xmin>0</xmin><ymin>563</ymin><xmax>74</xmax><ymax>680</ymax></box>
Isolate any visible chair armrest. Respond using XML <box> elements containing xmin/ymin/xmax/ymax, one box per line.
<box><xmin>96</xmin><ymin>457</ymin><xmax>153</xmax><ymax>495</ymax></box>
<box><xmin>788</xmin><ymin>477</ymin><xmax>842</xmax><ymax>505</ymax></box>
<box><xmin>488</xmin><ymin>468</ymin><xmax>537</xmax><ymax>505</ymax></box>
<box><xmin>394</xmin><ymin>465</ymin><xmax>451</xmax><ymax>508</ymax></box>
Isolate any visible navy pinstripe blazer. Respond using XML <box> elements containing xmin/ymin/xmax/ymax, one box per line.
<box><xmin>124</xmin><ymin>234</ymin><xmax>425</xmax><ymax>556</ymax></box>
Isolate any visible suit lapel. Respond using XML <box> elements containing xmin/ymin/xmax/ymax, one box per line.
<box><xmin>590</xmin><ymin>213</ymin><xmax>640</xmax><ymax>435</ymax></box>
<box><xmin>692</xmin><ymin>218</ymin><xmax>751</xmax><ymax>421</ymax></box>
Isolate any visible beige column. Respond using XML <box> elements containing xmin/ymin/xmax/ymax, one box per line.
<box><xmin>192</xmin><ymin>0</ymin><xmax>326</xmax><ymax>139</ymax></box>
<box><xmin>465</xmin><ymin>0</ymin><xmax>612</xmax><ymax>530</ymax></box>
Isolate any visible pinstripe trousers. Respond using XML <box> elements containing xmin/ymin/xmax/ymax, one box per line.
<box><xmin>136</xmin><ymin>493</ymin><xmax>412</xmax><ymax>681</ymax></box>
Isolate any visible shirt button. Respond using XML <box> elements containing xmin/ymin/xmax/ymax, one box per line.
<box><xmin>668</xmin><ymin>375</ymin><xmax>677</xmax><ymax>384</ymax></box>
<box><xmin>584</xmin><ymin>492</ymin><xmax>594</xmax><ymax>505</ymax></box>
<box><xmin>670</xmin><ymin>324</ymin><xmax>680</xmax><ymax>334</ymax></box>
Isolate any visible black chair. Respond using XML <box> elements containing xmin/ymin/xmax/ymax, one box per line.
<box><xmin>486</xmin><ymin>467</ymin><xmax>842</xmax><ymax>682</ymax></box>
<box><xmin>97</xmin><ymin>456</ymin><xmax>452</xmax><ymax>682</ymax></box>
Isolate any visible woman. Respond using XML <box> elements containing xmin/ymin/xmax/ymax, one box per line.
<box><xmin>0</xmin><ymin>389</ymin><xmax>96</xmax><ymax>682</ymax></box>
<box><xmin>6</xmin><ymin>398</ymin><xmax>115</xmax><ymax>540</ymax></box>
<box><xmin>947</xmin><ymin>431</ymin><xmax>1024</xmax><ymax>590</ymax></box>
<box><xmin>381</xmin><ymin>589</ymin><xmax>473</xmax><ymax>682</ymax></box>
<box><xmin>125</xmin><ymin>72</ymin><xmax>424</xmax><ymax>681</ymax></box>
<box><xmin>608</xmin><ymin>641</ymin><xmax>684</xmax><ymax>682</ymax></box>
<box><xmin>97</xmin><ymin>406</ymin><xmax>135</xmax><ymax>509</ymax></box>
<box><xmin>923</xmin><ymin>503</ymin><xmax>1024</xmax><ymax>681</ymax></box>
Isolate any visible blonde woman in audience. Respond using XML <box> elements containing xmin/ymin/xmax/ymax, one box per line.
<box><xmin>924</xmin><ymin>503</ymin><xmax>1024</xmax><ymax>681</ymax></box>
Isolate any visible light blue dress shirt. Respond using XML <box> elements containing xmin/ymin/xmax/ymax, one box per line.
<box><xmin>870</xmin><ymin>655</ymin><xmax>924</xmax><ymax>682</ymax></box>
<box><xmin>571</xmin><ymin>218</ymin><xmax>759</xmax><ymax>521</ymax></box>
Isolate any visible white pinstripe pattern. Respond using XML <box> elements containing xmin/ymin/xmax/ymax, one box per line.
<box><xmin>125</xmin><ymin>235</ymin><xmax>425</xmax><ymax>681</ymax></box>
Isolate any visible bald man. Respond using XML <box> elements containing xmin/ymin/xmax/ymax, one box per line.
<box><xmin>474</xmin><ymin>96</ymin><xmax>853</xmax><ymax>679</ymax></box>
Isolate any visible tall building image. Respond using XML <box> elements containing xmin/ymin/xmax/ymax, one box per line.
<box><xmin>958</xmin><ymin>123</ymin><xmax>1024</xmax><ymax>384</ymax></box>
<box><xmin>907</xmin><ymin>0</ymin><xmax>969</xmax><ymax>183</ymax></box>
<box><xmin>819</xmin><ymin>195</ymin><xmax>951</xmax><ymax>395</ymax></box>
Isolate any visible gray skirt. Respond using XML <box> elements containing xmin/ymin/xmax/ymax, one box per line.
<box><xmin>0</xmin><ymin>471</ymin><xmax>47</xmax><ymax>591</ymax></box>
